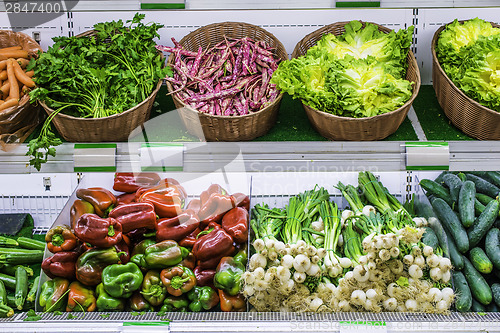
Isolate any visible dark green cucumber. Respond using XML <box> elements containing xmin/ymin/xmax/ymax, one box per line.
<box><xmin>457</xmin><ymin>172</ymin><xmax>467</xmax><ymax>182</ymax></box>
<box><xmin>14</xmin><ymin>266</ymin><xmax>27</xmax><ymax>310</ymax></box>
<box><xmin>469</xmin><ymin>247</ymin><xmax>493</xmax><ymax>274</ymax></box>
<box><xmin>463</xmin><ymin>257</ymin><xmax>492</xmax><ymax>305</ymax></box>
<box><xmin>443</xmin><ymin>173</ymin><xmax>463</xmax><ymax>203</ymax></box>
<box><xmin>492</xmin><ymin>283</ymin><xmax>500</xmax><ymax>307</ymax></box>
<box><xmin>452</xmin><ymin>271</ymin><xmax>472</xmax><ymax>312</ymax></box>
<box><xmin>459</xmin><ymin>181</ymin><xmax>476</xmax><ymax>228</ymax></box>
<box><xmin>432</xmin><ymin>198</ymin><xmax>469</xmax><ymax>253</ymax></box>
<box><xmin>476</xmin><ymin>193</ymin><xmax>495</xmax><ymax>206</ymax></box>
<box><xmin>471</xmin><ymin>298</ymin><xmax>487</xmax><ymax>312</ymax></box>
<box><xmin>0</xmin><ymin>280</ymin><xmax>6</xmax><ymax>306</ymax></box>
<box><xmin>0</xmin><ymin>252</ymin><xmax>43</xmax><ymax>265</ymax></box>
<box><xmin>26</xmin><ymin>276</ymin><xmax>39</xmax><ymax>303</ymax></box>
<box><xmin>485</xmin><ymin>228</ymin><xmax>500</xmax><ymax>270</ymax></box>
<box><xmin>0</xmin><ymin>237</ymin><xmax>17</xmax><ymax>248</ymax></box>
<box><xmin>0</xmin><ymin>274</ymin><xmax>16</xmax><ymax>290</ymax></box>
<box><xmin>487</xmin><ymin>302</ymin><xmax>499</xmax><ymax>312</ymax></box>
<box><xmin>420</xmin><ymin>179</ymin><xmax>453</xmax><ymax>206</ymax></box>
<box><xmin>471</xmin><ymin>171</ymin><xmax>500</xmax><ymax>188</ymax></box>
<box><xmin>16</xmin><ymin>237</ymin><xmax>45</xmax><ymax>251</ymax></box>
<box><xmin>422</xmin><ymin>226</ymin><xmax>439</xmax><ymax>250</ymax></box>
<box><xmin>475</xmin><ymin>198</ymin><xmax>486</xmax><ymax>217</ymax></box>
<box><xmin>465</xmin><ymin>173</ymin><xmax>500</xmax><ymax>198</ymax></box>
<box><xmin>468</xmin><ymin>198</ymin><xmax>500</xmax><ymax>247</ymax></box>
<box><xmin>447</xmin><ymin>236</ymin><xmax>464</xmax><ymax>270</ymax></box>
<box><xmin>434</xmin><ymin>171</ymin><xmax>451</xmax><ymax>184</ymax></box>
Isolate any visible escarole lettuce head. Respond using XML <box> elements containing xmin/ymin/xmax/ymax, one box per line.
<box><xmin>270</xmin><ymin>20</ymin><xmax>415</xmax><ymax>118</ymax></box>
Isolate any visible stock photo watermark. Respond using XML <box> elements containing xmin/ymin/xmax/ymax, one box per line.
<box><xmin>3</xmin><ymin>0</ymin><xmax>77</xmax><ymax>31</ymax></box>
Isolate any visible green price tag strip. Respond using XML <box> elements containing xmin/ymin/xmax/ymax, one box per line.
<box><xmin>406</xmin><ymin>142</ymin><xmax>450</xmax><ymax>171</ymax></box>
<box><xmin>141</xmin><ymin>3</ymin><xmax>185</xmax><ymax>9</ymax></box>
<box><xmin>336</xmin><ymin>1</ymin><xmax>380</xmax><ymax>7</ymax></box>
<box><xmin>122</xmin><ymin>321</ymin><xmax>170</xmax><ymax>333</ymax></box>
<box><xmin>339</xmin><ymin>321</ymin><xmax>387</xmax><ymax>333</ymax></box>
<box><xmin>74</xmin><ymin>143</ymin><xmax>117</xmax><ymax>172</ymax></box>
<box><xmin>140</xmin><ymin>143</ymin><xmax>184</xmax><ymax>172</ymax></box>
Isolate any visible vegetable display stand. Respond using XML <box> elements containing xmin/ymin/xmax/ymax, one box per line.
<box><xmin>0</xmin><ymin>30</ymin><xmax>44</xmax><ymax>146</ymax></box>
<box><xmin>431</xmin><ymin>21</ymin><xmax>500</xmax><ymax>141</ymax></box>
<box><xmin>166</xmin><ymin>22</ymin><xmax>288</xmax><ymax>141</ymax></box>
<box><xmin>291</xmin><ymin>21</ymin><xmax>420</xmax><ymax>141</ymax></box>
<box><xmin>38</xmin><ymin>28</ymin><xmax>163</xmax><ymax>143</ymax></box>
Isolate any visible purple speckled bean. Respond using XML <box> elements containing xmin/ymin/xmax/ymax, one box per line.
<box><xmin>233</xmin><ymin>97</ymin><xmax>244</xmax><ymax>116</ymax></box>
<box><xmin>156</xmin><ymin>45</ymin><xmax>198</xmax><ymax>57</ymax></box>
<box><xmin>185</xmin><ymin>86</ymin><xmax>240</xmax><ymax>103</ymax></box>
<box><xmin>165</xmin><ymin>76</ymin><xmax>183</xmax><ymax>86</ymax></box>
<box><xmin>255</xmin><ymin>58</ymin><xmax>270</xmax><ymax>69</ymax></box>
<box><xmin>190</xmin><ymin>47</ymin><xmax>204</xmax><ymax>76</ymax></box>
<box><xmin>214</xmin><ymin>100</ymin><xmax>222</xmax><ymax>115</ymax></box>
<box><xmin>239</xmin><ymin>93</ymin><xmax>249</xmax><ymax>115</ymax></box>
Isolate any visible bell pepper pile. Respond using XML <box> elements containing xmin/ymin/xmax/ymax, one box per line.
<box><xmin>39</xmin><ymin>172</ymin><xmax>249</xmax><ymax>313</ymax></box>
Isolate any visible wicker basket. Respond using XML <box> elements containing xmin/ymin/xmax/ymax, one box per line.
<box><xmin>39</xmin><ymin>30</ymin><xmax>162</xmax><ymax>142</ymax></box>
<box><xmin>291</xmin><ymin>21</ymin><xmax>421</xmax><ymax>141</ymax></box>
<box><xmin>431</xmin><ymin>21</ymin><xmax>500</xmax><ymax>140</ymax></box>
<box><xmin>166</xmin><ymin>22</ymin><xmax>288</xmax><ymax>141</ymax></box>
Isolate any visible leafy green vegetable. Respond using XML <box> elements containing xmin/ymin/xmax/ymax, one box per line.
<box><xmin>271</xmin><ymin>21</ymin><xmax>414</xmax><ymax>118</ymax></box>
<box><xmin>27</xmin><ymin>13</ymin><xmax>172</xmax><ymax>170</ymax></box>
<box><xmin>24</xmin><ymin>309</ymin><xmax>41</xmax><ymax>321</ymax></box>
<box><xmin>99</xmin><ymin>313</ymin><xmax>111</xmax><ymax>319</ymax></box>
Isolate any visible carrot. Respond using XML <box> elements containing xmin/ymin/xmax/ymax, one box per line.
<box><xmin>0</xmin><ymin>60</ymin><xmax>6</xmax><ymax>71</ymax></box>
<box><xmin>12</xmin><ymin>59</ymin><xmax>35</xmax><ymax>88</ymax></box>
<box><xmin>16</xmin><ymin>58</ymin><xmax>30</xmax><ymax>68</ymax></box>
<box><xmin>6</xmin><ymin>59</ymin><xmax>19</xmax><ymax>101</ymax></box>
<box><xmin>0</xmin><ymin>50</ymin><xmax>29</xmax><ymax>59</ymax></box>
<box><xmin>0</xmin><ymin>82</ymin><xmax>10</xmax><ymax>99</ymax></box>
<box><xmin>0</xmin><ymin>55</ymin><xmax>6</xmax><ymax>61</ymax></box>
<box><xmin>25</xmin><ymin>70</ymin><xmax>34</xmax><ymax>78</ymax></box>
<box><xmin>0</xmin><ymin>98</ymin><xmax>18</xmax><ymax>111</ymax></box>
<box><xmin>0</xmin><ymin>71</ymin><xmax>6</xmax><ymax>81</ymax></box>
<box><xmin>0</xmin><ymin>46</ymin><xmax>22</xmax><ymax>52</ymax></box>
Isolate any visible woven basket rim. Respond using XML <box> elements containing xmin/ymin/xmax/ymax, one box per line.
<box><xmin>41</xmin><ymin>79</ymin><xmax>162</xmax><ymax>121</ymax></box>
<box><xmin>292</xmin><ymin>20</ymin><xmax>421</xmax><ymax>121</ymax></box>
<box><xmin>431</xmin><ymin>19</ymin><xmax>500</xmax><ymax>118</ymax></box>
<box><xmin>166</xmin><ymin>21</ymin><xmax>287</xmax><ymax>119</ymax></box>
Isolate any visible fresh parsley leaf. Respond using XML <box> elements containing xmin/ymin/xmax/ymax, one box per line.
<box><xmin>24</xmin><ymin>309</ymin><xmax>41</xmax><ymax>321</ymax></box>
<box><xmin>100</xmin><ymin>313</ymin><xmax>111</xmax><ymax>319</ymax></box>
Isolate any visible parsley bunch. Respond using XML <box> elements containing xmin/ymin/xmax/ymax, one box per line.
<box><xmin>27</xmin><ymin>13</ymin><xmax>171</xmax><ymax>170</ymax></box>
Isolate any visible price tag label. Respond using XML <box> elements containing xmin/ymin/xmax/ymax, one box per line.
<box><xmin>406</xmin><ymin>142</ymin><xmax>450</xmax><ymax>171</ymax></box>
<box><xmin>140</xmin><ymin>0</ymin><xmax>185</xmax><ymax>9</ymax></box>
<box><xmin>340</xmin><ymin>321</ymin><xmax>387</xmax><ymax>333</ymax></box>
<box><xmin>122</xmin><ymin>322</ymin><xmax>170</xmax><ymax>333</ymax></box>
<box><xmin>140</xmin><ymin>143</ymin><xmax>184</xmax><ymax>172</ymax></box>
<box><xmin>74</xmin><ymin>143</ymin><xmax>116</xmax><ymax>172</ymax></box>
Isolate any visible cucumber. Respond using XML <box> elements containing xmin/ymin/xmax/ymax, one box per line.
<box><xmin>492</xmin><ymin>283</ymin><xmax>500</xmax><ymax>308</ymax></box>
<box><xmin>459</xmin><ymin>181</ymin><xmax>476</xmax><ymax>228</ymax></box>
<box><xmin>472</xmin><ymin>171</ymin><xmax>500</xmax><ymax>188</ymax></box>
<box><xmin>475</xmin><ymin>198</ymin><xmax>486</xmax><ymax>217</ymax></box>
<box><xmin>434</xmin><ymin>171</ymin><xmax>451</xmax><ymax>184</ymax></box>
<box><xmin>443</xmin><ymin>173</ymin><xmax>463</xmax><ymax>203</ymax></box>
<box><xmin>487</xmin><ymin>302</ymin><xmax>499</xmax><ymax>312</ymax></box>
<box><xmin>476</xmin><ymin>193</ymin><xmax>495</xmax><ymax>206</ymax></box>
<box><xmin>432</xmin><ymin>198</ymin><xmax>469</xmax><ymax>253</ymax></box>
<box><xmin>420</xmin><ymin>179</ymin><xmax>453</xmax><ymax>206</ymax></box>
<box><xmin>422</xmin><ymin>226</ymin><xmax>439</xmax><ymax>250</ymax></box>
<box><xmin>447</xmin><ymin>236</ymin><xmax>464</xmax><ymax>270</ymax></box>
<box><xmin>452</xmin><ymin>271</ymin><xmax>472</xmax><ymax>312</ymax></box>
<box><xmin>485</xmin><ymin>228</ymin><xmax>500</xmax><ymax>270</ymax></box>
<box><xmin>471</xmin><ymin>298</ymin><xmax>487</xmax><ymax>312</ymax></box>
<box><xmin>469</xmin><ymin>247</ymin><xmax>493</xmax><ymax>274</ymax></box>
<box><xmin>457</xmin><ymin>172</ymin><xmax>467</xmax><ymax>182</ymax></box>
<box><xmin>463</xmin><ymin>257</ymin><xmax>492</xmax><ymax>305</ymax></box>
<box><xmin>468</xmin><ymin>198</ymin><xmax>500</xmax><ymax>248</ymax></box>
<box><xmin>465</xmin><ymin>173</ymin><xmax>500</xmax><ymax>198</ymax></box>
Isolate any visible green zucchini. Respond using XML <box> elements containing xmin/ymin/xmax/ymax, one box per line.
<box><xmin>0</xmin><ymin>273</ymin><xmax>16</xmax><ymax>290</ymax></box>
<box><xmin>443</xmin><ymin>173</ymin><xmax>463</xmax><ymax>203</ymax></box>
<box><xmin>432</xmin><ymin>198</ymin><xmax>469</xmax><ymax>253</ymax></box>
<box><xmin>26</xmin><ymin>276</ymin><xmax>39</xmax><ymax>303</ymax></box>
<box><xmin>492</xmin><ymin>283</ymin><xmax>500</xmax><ymax>307</ymax></box>
<box><xmin>16</xmin><ymin>237</ymin><xmax>45</xmax><ymax>251</ymax></box>
<box><xmin>420</xmin><ymin>179</ymin><xmax>453</xmax><ymax>206</ymax></box>
<box><xmin>0</xmin><ymin>304</ymin><xmax>13</xmax><ymax>318</ymax></box>
<box><xmin>422</xmin><ymin>226</ymin><xmax>439</xmax><ymax>250</ymax></box>
<box><xmin>463</xmin><ymin>257</ymin><xmax>492</xmax><ymax>305</ymax></box>
<box><xmin>0</xmin><ymin>237</ymin><xmax>17</xmax><ymax>248</ymax></box>
<box><xmin>0</xmin><ymin>264</ymin><xmax>33</xmax><ymax>277</ymax></box>
<box><xmin>459</xmin><ymin>181</ymin><xmax>476</xmax><ymax>228</ymax></box>
<box><xmin>471</xmin><ymin>298</ymin><xmax>487</xmax><ymax>312</ymax></box>
<box><xmin>447</xmin><ymin>236</ymin><xmax>464</xmax><ymax>270</ymax></box>
<box><xmin>0</xmin><ymin>280</ymin><xmax>6</xmax><ymax>306</ymax></box>
<box><xmin>469</xmin><ymin>247</ymin><xmax>493</xmax><ymax>274</ymax></box>
<box><xmin>0</xmin><ymin>252</ymin><xmax>44</xmax><ymax>265</ymax></box>
<box><xmin>465</xmin><ymin>173</ymin><xmax>500</xmax><ymax>198</ymax></box>
<box><xmin>468</xmin><ymin>198</ymin><xmax>500</xmax><ymax>247</ymax></box>
<box><xmin>452</xmin><ymin>271</ymin><xmax>472</xmax><ymax>312</ymax></box>
<box><xmin>485</xmin><ymin>228</ymin><xmax>500</xmax><ymax>270</ymax></box>
<box><xmin>14</xmin><ymin>266</ymin><xmax>27</xmax><ymax>310</ymax></box>
<box><xmin>0</xmin><ymin>247</ymin><xmax>44</xmax><ymax>255</ymax></box>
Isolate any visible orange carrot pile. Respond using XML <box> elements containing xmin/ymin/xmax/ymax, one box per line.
<box><xmin>0</xmin><ymin>46</ymin><xmax>35</xmax><ymax>111</ymax></box>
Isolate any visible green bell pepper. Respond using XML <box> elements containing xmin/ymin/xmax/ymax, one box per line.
<box><xmin>39</xmin><ymin>277</ymin><xmax>70</xmax><ymax>312</ymax></box>
<box><xmin>187</xmin><ymin>286</ymin><xmax>219</xmax><ymax>312</ymax></box>
<box><xmin>141</xmin><ymin>240</ymin><xmax>189</xmax><ymax>269</ymax></box>
<box><xmin>102</xmin><ymin>262</ymin><xmax>143</xmax><ymax>298</ymax></box>
<box><xmin>96</xmin><ymin>283</ymin><xmax>126</xmax><ymax>312</ymax></box>
<box><xmin>160</xmin><ymin>295</ymin><xmax>189</xmax><ymax>312</ymax></box>
<box><xmin>141</xmin><ymin>270</ymin><xmax>167</xmax><ymax>306</ymax></box>
<box><xmin>130</xmin><ymin>239</ymin><xmax>156</xmax><ymax>269</ymax></box>
<box><xmin>233</xmin><ymin>249</ymin><xmax>247</xmax><ymax>266</ymax></box>
<box><xmin>213</xmin><ymin>257</ymin><xmax>245</xmax><ymax>296</ymax></box>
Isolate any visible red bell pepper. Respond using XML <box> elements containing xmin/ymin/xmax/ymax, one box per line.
<box><xmin>76</xmin><ymin>187</ymin><xmax>117</xmax><ymax>217</ymax></box>
<box><xmin>219</xmin><ymin>289</ymin><xmax>246</xmax><ymax>312</ymax></box>
<box><xmin>74</xmin><ymin>214</ymin><xmax>122</xmax><ymax>248</ymax></box>
<box><xmin>41</xmin><ymin>251</ymin><xmax>79</xmax><ymax>279</ymax></box>
<box><xmin>179</xmin><ymin>228</ymin><xmax>201</xmax><ymax>248</ymax></box>
<box><xmin>137</xmin><ymin>180</ymin><xmax>187</xmax><ymax>218</ymax></box>
<box><xmin>66</xmin><ymin>281</ymin><xmax>97</xmax><ymax>312</ymax></box>
<box><xmin>113</xmin><ymin>172</ymin><xmax>161</xmax><ymax>193</ymax></box>
<box><xmin>186</xmin><ymin>199</ymin><xmax>201</xmax><ymax>214</ymax></box>
<box><xmin>193</xmin><ymin>266</ymin><xmax>216</xmax><ymax>288</ymax></box>
<box><xmin>114</xmin><ymin>234</ymin><xmax>131</xmax><ymax>264</ymax></box>
<box><xmin>70</xmin><ymin>199</ymin><xmax>95</xmax><ymax>230</ymax></box>
<box><xmin>232</xmin><ymin>193</ymin><xmax>250</xmax><ymax>211</ymax></box>
<box><xmin>179</xmin><ymin>252</ymin><xmax>196</xmax><ymax>271</ymax></box>
<box><xmin>136</xmin><ymin>178</ymin><xmax>185</xmax><ymax>197</ymax></box>
<box><xmin>45</xmin><ymin>225</ymin><xmax>78</xmax><ymax>253</ymax></box>
<box><xmin>116</xmin><ymin>192</ymin><xmax>137</xmax><ymax>206</ymax></box>
<box><xmin>156</xmin><ymin>209</ymin><xmax>200</xmax><ymax>242</ymax></box>
<box><xmin>109</xmin><ymin>202</ymin><xmax>156</xmax><ymax>233</ymax></box>
<box><xmin>221</xmin><ymin>207</ymin><xmax>248</xmax><ymax>243</ymax></box>
<box><xmin>193</xmin><ymin>224</ymin><xmax>235</xmax><ymax>262</ymax></box>
<box><xmin>200</xmin><ymin>184</ymin><xmax>227</xmax><ymax>204</ymax></box>
<box><xmin>198</xmin><ymin>185</ymin><xmax>236</xmax><ymax>225</ymax></box>
<box><xmin>197</xmin><ymin>253</ymin><xmax>230</xmax><ymax>270</ymax></box>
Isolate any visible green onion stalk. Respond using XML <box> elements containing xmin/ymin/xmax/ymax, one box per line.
<box><xmin>320</xmin><ymin>201</ymin><xmax>343</xmax><ymax>266</ymax></box>
<box><xmin>250</xmin><ymin>203</ymin><xmax>285</xmax><ymax>242</ymax></box>
<box><xmin>342</xmin><ymin>218</ymin><xmax>364</xmax><ymax>266</ymax></box>
<box><xmin>337</xmin><ymin>182</ymin><xmax>364</xmax><ymax>215</ymax></box>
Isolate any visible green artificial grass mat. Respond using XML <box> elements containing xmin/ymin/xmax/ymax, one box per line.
<box><xmin>412</xmin><ymin>85</ymin><xmax>473</xmax><ymax>141</ymax></box>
